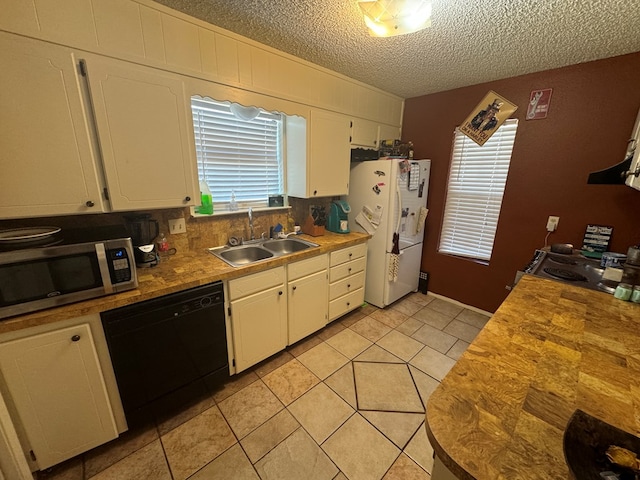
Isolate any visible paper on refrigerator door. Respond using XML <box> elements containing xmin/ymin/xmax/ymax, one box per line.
<box><xmin>355</xmin><ymin>205</ymin><xmax>383</xmax><ymax>235</ymax></box>
<box><xmin>365</xmin><ymin>204</ymin><xmax>383</xmax><ymax>225</ymax></box>
<box><xmin>356</xmin><ymin>211</ymin><xmax>376</xmax><ymax>235</ymax></box>
<box><xmin>414</xmin><ymin>207</ymin><xmax>429</xmax><ymax>234</ymax></box>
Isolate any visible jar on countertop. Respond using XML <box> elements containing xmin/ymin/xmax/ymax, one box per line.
<box><xmin>614</xmin><ymin>283</ymin><xmax>633</xmax><ymax>301</ymax></box>
<box><xmin>631</xmin><ymin>285</ymin><xmax>640</xmax><ymax>304</ymax></box>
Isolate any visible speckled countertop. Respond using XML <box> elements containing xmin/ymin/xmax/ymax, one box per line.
<box><xmin>0</xmin><ymin>232</ymin><xmax>369</xmax><ymax>335</ymax></box>
<box><xmin>426</xmin><ymin>274</ymin><xmax>640</xmax><ymax>480</ymax></box>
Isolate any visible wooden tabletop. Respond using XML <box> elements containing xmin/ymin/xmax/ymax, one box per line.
<box><xmin>426</xmin><ymin>275</ymin><xmax>640</xmax><ymax>480</ymax></box>
<box><xmin>0</xmin><ymin>232</ymin><xmax>369</xmax><ymax>335</ymax></box>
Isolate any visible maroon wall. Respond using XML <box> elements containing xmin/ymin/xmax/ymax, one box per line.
<box><xmin>402</xmin><ymin>52</ymin><xmax>640</xmax><ymax>313</ymax></box>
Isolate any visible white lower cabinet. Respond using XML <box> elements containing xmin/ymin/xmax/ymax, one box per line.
<box><xmin>226</xmin><ymin>243</ymin><xmax>367</xmax><ymax>373</ymax></box>
<box><xmin>329</xmin><ymin>244</ymin><xmax>367</xmax><ymax>321</ymax></box>
<box><xmin>228</xmin><ymin>267</ymin><xmax>288</xmax><ymax>373</ymax></box>
<box><xmin>287</xmin><ymin>255</ymin><xmax>329</xmax><ymax>345</ymax></box>
<box><xmin>0</xmin><ymin>322</ymin><xmax>118</xmax><ymax>470</ymax></box>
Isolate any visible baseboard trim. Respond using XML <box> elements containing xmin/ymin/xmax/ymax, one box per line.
<box><xmin>425</xmin><ymin>291</ymin><xmax>493</xmax><ymax>317</ymax></box>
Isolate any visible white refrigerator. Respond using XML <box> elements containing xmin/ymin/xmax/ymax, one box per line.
<box><xmin>346</xmin><ymin>158</ymin><xmax>431</xmax><ymax>308</ymax></box>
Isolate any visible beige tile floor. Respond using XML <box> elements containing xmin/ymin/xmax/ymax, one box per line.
<box><xmin>36</xmin><ymin>292</ymin><xmax>490</xmax><ymax>480</ymax></box>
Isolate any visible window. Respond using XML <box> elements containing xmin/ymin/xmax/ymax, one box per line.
<box><xmin>191</xmin><ymin>96</ymin><xmax>284</xmax><ymax>210</ymax></box>
<box><xmin>438</xmin><ymin>119</ymin><xmax>518</xmax><ymax>261</ymax></box>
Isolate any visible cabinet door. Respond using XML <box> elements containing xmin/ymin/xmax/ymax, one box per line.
<box><xmin>231</xmin><ymin>285</ymin><xmax>287</xmax><ymax>372</ymax></box>
<box><xmin>308</xmin><ymin>109</ymin><xmax>351</xmax><ymax>197</ymax></box>
<box><xmin>0</xmin><ymin>324</ymin><xmax>117</xmax><ymax>470</ymax></box>
<box><xmin>288</xmin><ymin>270</ymin><xmax>328</xmax><ymax>345</ymax></box>
<box><xmin>378</xmin><ymin>124</ymin><xmax>401</xmax><ymax>144</ymax></box>
<box><xmin>84</xmin><ymin>54</ymin><xmax>198</xmax><ymax>210</ymax></box>
<box><xmin>0</xmin><ymin>32</ymin><xmax>104</xmax><ymax>219</ymax></box>
<box><xmin>350</xmin><ymin>118</ymin><xmax>379</xmax><ymax>148</ymax></box>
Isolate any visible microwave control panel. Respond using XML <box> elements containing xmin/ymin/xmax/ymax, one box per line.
<box><xmin>108</xmin><ymin>248</ymin><xmax>132</xmax><ymax>283</ymax></box>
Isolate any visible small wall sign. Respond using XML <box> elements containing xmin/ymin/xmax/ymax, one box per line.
<box><xmin>526</xmin><ymin>88</ymin><xmax>553</xmax><ymax>120</ymax></box>
<box><xmin>459</xmin><ymin>91</ymin><xmax>518</xmax><ymax>146</ymax></box>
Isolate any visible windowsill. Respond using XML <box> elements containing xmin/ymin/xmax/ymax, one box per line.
<box><xmin>437</xmin><ymin>251</ymin><xmax>490</xmax><ymax>266</ymax></box>
<box><xmin>190</xmin><ymin>205</ymin><xmax>290</xmax><ymax>218</ymax></box>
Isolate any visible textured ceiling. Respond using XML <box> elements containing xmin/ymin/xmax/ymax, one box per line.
<box><xmin>153</xmin><ymin>0</ymin><xmax>640</xmax><ymax>99</ymax></box>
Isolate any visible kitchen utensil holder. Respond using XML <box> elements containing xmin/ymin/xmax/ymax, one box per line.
<box><xmin>302</xmin><ymin>216</ymin><xmax>325</xmax><ymax>236</ymax></box>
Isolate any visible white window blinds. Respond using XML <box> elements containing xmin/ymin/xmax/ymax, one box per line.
<box><xmin>191</xmin><ymin>96</ymin><xmax>283</xmax><ymax>209</ymax></box>
<box><xmin>438</xmin><ymin>119</ymin><xmax>518</xmax><ymax>261</ymax></box>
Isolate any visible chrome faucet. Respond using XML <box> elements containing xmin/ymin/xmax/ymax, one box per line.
<box><xmin>248</xmin><ymin>207</ymin><xmax>254</xmax><ymax>240</ymax></box>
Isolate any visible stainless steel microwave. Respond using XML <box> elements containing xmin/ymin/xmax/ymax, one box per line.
<box><xmin>0</xmin><ymin>225</ymin><xmax>138</xmax><ymax>320</ymax></box>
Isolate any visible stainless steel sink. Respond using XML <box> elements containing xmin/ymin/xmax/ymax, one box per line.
<box><xmin>208</xmin><ymin>237</ymin><xmax>319</xmax><ymax>267</ymax></box>
<box><xmin>262</xmin><ymin>238</ymin><xmax>318</xmax><ymax>254</ymax></box>
<box><xmin>213</xmin><ymin>245</ymin><xmax>274</xmax><ymax>266</ymax></box>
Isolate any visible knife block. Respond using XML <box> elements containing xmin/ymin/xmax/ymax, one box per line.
<box><xmin>302</xmin><ymin>215</ymin><xmax>325</xmax><ymax>236</ymax></box>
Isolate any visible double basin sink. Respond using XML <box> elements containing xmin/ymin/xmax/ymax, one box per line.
<box><xmin>208</xmin><ymin>237</ymin><xmax>319</xmax><ymax>267</ymax></box>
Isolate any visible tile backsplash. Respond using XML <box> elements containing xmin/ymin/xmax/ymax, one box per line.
<box><xmin>0</xmin><ymin>197</ymin><xmax>337</xmax><ymax>255</ymax></box>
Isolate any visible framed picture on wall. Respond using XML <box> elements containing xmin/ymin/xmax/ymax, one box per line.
<box><xmin>459</xmin><ymin>91</ymin><xmax>518</xmax><ymax>146</ymax></box>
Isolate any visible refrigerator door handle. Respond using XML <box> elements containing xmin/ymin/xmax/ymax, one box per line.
<box><xmin>395</xmin><ymin>183</ymin><xmax>402</xmax><ymax>234</ymax></box>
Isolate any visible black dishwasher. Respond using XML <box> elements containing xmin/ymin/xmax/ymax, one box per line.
<box><xmin>101</xmin><ymin>281</ymin><xmax>228</xmax><ymax>426</ymax></box>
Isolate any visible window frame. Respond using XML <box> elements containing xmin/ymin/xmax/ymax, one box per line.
<box><xmin>190</xmin><ymin>96</ymin><xmax>286</xmax><ymax>213</ymax></box>
<box><xmin>438</xmin><ymin>119</ymin><xmax>518</xmax><ymax>262</ymax></box>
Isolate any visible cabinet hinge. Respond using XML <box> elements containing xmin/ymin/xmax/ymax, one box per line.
<box><xmin>29</xmin><ymin>450</ymin><xmax>36</xmax><ymax>461</ymax></box>
<box><xmin>349</xmin><ymin>136</ymin><xmax>352</xmax><ymax>143</ymax></box>
<box><xmin>78</xmin><ymin>59</ymin><xmax>87</xmax><ymax>77</ymax></box>
<box><xmin>103</xmin><ymin>187</ymin><xmax>110</xmax><ymax>201</ymax></box>
<box><xmin>227</xmin><ymin>306</ymin><xmax>231</xmax><ymax>317</ymax></box>
<box><xmin>232</xmin><ymin>358</ymin><xmax>235</xmax><ymax>367</ymax></box>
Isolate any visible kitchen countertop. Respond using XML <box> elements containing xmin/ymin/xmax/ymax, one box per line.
<box><xmin>0</xmin><ymin>232</ymin><xmax>369</xmax><ymax>335</ymax></box>
<box><xmin>426</xmin><ymin>274</ymin><xmax>640</xmax><ymax>480</ymax></box>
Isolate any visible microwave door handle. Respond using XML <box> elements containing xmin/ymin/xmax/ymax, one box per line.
<box><xmin>95</xmin><ymin>244</ymin><xmax>114</xmax><ymax>293</ymax></box>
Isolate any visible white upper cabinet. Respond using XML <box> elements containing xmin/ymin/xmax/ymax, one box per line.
<box><xmin>351</xmin><ymin>118</ymin><xmax>401</xmax><ymax>149</ymax></box>
<box><xmin>288</xmin><ymin>109</ymin><xmax>351</xmax><ymax>198</ymax></box>
<box><xmin>350</xmin><ymin>118</ymin><xmax>379</xmax><ymax>148</ymax></box>
<box><xmin>0</xmin><ymin>0</ymin><xmax>403</xmax><ymax>126</ymax></box>
<box><xmin>378</xmin><ymin>124</ymin><xmax>402</xmax><ymax>145</ymax></box>
<box><xmin>83</xmin><ymin>54</ymin><xmax>198</xmax><ymax>210</ymax></box>
<box><xmin>0</xmin><ymin>32</ymin><xmax>105</xmax><ymax>219</ymax></box>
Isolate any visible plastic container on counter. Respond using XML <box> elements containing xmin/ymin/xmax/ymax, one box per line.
<box><xmin>631</xmin><ymin>286</ymin><xmax>640</xmax><ymax>304</ymax></box>
<box><xmin>600</xmin><ymin>252</ymin><xmax>627</xmax><ymax>269</ymax></box>
<box><xmin>614</xmin><ymin>283</ymin><xmax>633</xmax><ymax>301</ymax></box>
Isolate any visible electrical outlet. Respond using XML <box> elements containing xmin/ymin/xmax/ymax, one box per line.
<box><xmin>546</xmin><ymin>216</ymin><xmax>559</xmax><ymax>232</ymax></box>
<box><xmin>168</xmin><ymin>218</ymin><xmax>186</xmax><ymax>234</ymax></box>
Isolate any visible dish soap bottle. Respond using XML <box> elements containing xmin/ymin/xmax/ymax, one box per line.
<box><xmin>198</xmin><ymin>180</ymin><xmax>213</xmax><ymax>215</ymax></box>
<box><xmin>229</xmin><ymin>190</ymin><xmax>238</xmax><ymax>211</ymax></box>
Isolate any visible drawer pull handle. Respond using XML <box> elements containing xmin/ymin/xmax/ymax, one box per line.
<box><xmin>278</xmin><ymin>291</ymin><xmax>283</xmax><ymax>296</ymax></box>
<box><xmin>346</xmin><ymin>302</ymin><xmax>350</xmax><ymax>306</ymax></box>
<box><xmin>348</xmin><ymin>268</ymin><xmax>352</xmax><ymax>272</ymax></box>
<box><xmin>85</xmin><ymin>200</ymin><xmax>94</xmax><ymax>208</ymax></box>
<box><xmin>184</xmin><ymin>196</ymin><xmax>191</xmax><ymax>202</ymax></box>
<box><xmin>347</xmin><ymin>284</ymin><xmax>351</xmax><ymax>288</ymax></box>
<box><xmin>71</xmin><ymin>335</ymin><xmax>81</xmax><ymax>342</ymax></box>
<box><xmin>349</xmin><ymin>253</ymin><xmax>353</xmax><ymax>257</ymax></box>
<box><xmin>292</xmin><ymin>286</ymin><xmax>297</xmax><ymax>291</ymax></box>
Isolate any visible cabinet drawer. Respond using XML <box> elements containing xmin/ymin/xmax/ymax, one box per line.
<box><xmin>329</xmin><ymin>288</ymin><xmax>364</xmax><ymax>321</ymax></box>
<box><xmin>288</xmin><ymin>254</ymin><xmax>328</xmax><ymax>281</ymax></box>
<box><xmin>329</xmin><ymin>271</ymin><xmax>365</xmax><ymax>300</ymax></box>
<box><xmin>229</xmin><ymin>266</ymin><xmax>285</xmax><ymax>300</ymax></box>
<box><xmin>329</xmin><ymin>256</ymin><xmax>366</xmax><ymax>283</ymax></box>
<box><xmin>330</xmin><ymin>243</ymin><xmax>367</xmax><ymax>266</ymax></box>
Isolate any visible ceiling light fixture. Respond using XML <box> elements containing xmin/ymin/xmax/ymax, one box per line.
<box><xmin>358</xmin><ymin>0</ymin><xmax>432</xmax><ymax>37</ymax></box>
